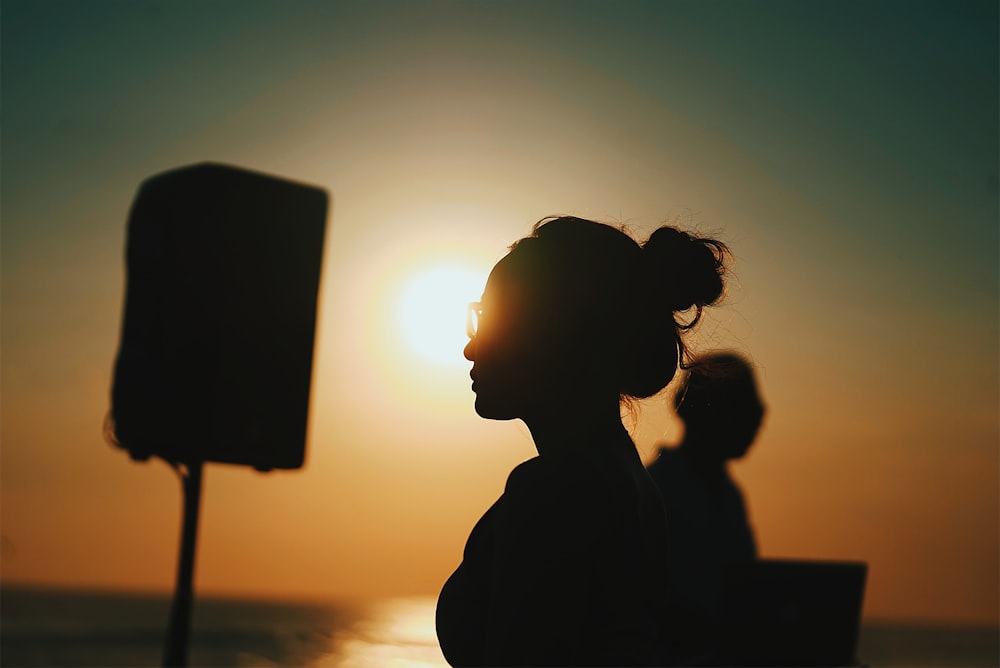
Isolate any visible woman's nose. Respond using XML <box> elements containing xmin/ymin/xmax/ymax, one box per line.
<box><xmin>464</xmin><ymin>338</ymin><xmax>476</xmax><ymax>361</ymax></box>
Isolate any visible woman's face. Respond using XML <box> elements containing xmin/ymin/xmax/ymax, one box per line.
<box><xmin>463</xmin><ymin>253</ymin><xmax>559</xmax><ymax>421</ymax></box>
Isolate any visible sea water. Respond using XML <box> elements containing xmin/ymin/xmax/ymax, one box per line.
<box><xmin>0</xmin><ymin>586</ymin><xmax>446</xmax><ymax>667</ymax></box>
<box><xmin>1</xmin><ymin>586</ymin><xmax>997</xmax><ymax>667</ymax></box>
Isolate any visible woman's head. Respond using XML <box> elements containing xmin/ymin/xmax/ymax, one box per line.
<box><xmin>465</xmin><ymin>216</ymin><xmax>729</xmax><ymax>421</ymax></box>
<box><xmin>674</xmin><ymin>352</ymin><xmax>765</xmax><ymax>460</ymax></box>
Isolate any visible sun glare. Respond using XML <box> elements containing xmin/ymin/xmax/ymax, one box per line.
<box><xmin>397</xmin><ymin>266</ymin><xmax>486</xmax><ymax>366</ymax></box>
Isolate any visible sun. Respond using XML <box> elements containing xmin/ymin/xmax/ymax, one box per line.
<box><xmin>396</xmin><ymin>266</ymin><xmax>486</xmax><ymax>366</ymax></box>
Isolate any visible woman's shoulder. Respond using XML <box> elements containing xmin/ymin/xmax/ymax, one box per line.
<box><xmin>506</xmin><ymin>454</ymin><xmax>609</xmax><ymax>493</ymax></box>
<box><xmin>495</xmin><ymin>456</ymin><xmax>612</xmax><ymax>552</ymax></box>
<box><xmin>502</xmin><ymin>454</ymin><xmax>626</xmax><ymax>521</ymax></box>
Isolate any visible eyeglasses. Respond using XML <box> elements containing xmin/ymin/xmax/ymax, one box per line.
<box><xmin>467</xmin><ymin>301</ymin><xmax>482</xmax><ymax>339</ymax></box>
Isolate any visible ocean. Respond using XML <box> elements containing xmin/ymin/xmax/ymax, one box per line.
<box><xmin>1</xmin><ymin>587</ymin><xmax>446</xmax><ymax>667</ymax></box>
<box><xmin>1</xmin><ymin>586</ymin><xmax>996</xmax><ymax>667</ymax></box>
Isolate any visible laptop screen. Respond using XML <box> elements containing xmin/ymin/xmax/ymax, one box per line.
<box><xmin>714</xmin><ymin>559</ymin><xmax>868</xmax><ymax>667</ymax></box>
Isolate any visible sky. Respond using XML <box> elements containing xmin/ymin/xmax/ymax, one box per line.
<box><xmin>1</xmin><ymin>0</ymin><xmax>997</xmax><ymax>626</ymax></box>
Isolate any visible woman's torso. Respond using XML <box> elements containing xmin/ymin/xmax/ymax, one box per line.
<box><xmin>437</xmin><ymin>444</ymin><xmax>670</xmax><ymax>666</ymax></box>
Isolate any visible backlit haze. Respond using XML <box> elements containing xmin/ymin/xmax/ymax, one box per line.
<box><xmin>2</xmin><ymin>0</ymin><xmax>997</xmax><ymax>627</ymax></box>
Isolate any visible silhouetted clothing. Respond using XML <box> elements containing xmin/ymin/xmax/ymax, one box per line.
<box><xmin>648</xmin><ymin>446</ymin><xmax>756</xmax><ymax>660</ymax></box>
<box><xmin>436</xmin><ymin>443</ymin><xmax>670</xmax><ymax>666</ymax></box>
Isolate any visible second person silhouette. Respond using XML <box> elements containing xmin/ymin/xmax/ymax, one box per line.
<box><xmin>647</xmin><ymin>351</ymin><xmax>766</xmax><ymax>663</ymax></box>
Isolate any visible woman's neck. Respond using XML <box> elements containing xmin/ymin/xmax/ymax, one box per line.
<box><xmin>522</xmin><ymin>397</ymin><xmax>630</xmax><ymax>458</ymax></box>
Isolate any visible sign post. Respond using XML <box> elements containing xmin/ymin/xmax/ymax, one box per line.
<box><xmin>162</xmin><ymin>461</ymin><xmax>203</xmax><ymax>668</ymax></box>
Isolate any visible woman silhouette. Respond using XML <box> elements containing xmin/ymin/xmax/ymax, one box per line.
<box><xmin>435</xmin><ymin>216</ymin><xmax>729</xmax><ymax>666</ymax></box>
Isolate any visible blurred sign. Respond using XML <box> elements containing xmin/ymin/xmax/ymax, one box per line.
<box><xmin>111</xmin><ymin>163</ymin><xmax>329</xmax><ymax>471</ymax></box>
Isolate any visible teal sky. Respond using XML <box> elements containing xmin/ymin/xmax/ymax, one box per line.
<box><xmin>2</xmin><ymin>0</ymin><xmax>997</xmax><ymax>624</ymax></box>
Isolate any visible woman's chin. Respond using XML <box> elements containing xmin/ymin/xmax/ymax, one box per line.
<box><xmin>473</xmin><ymin>395</ymin><xmax>519</xmax><ymax>421</ymax></box>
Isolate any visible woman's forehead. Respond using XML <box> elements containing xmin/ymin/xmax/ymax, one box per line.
<box><xmin>481</xmin><ymin>254</ymin><xmax>528</xmax><ymax>304</ymax></box>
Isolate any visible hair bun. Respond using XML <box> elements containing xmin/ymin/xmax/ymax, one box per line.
<box><xmin>643</xmin><ymin>226</ymin><xmax>727</xmax><ymax>316</ymax></box>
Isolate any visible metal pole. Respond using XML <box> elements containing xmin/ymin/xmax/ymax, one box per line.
<box><xmin>163</xmin><ymin>460</ymin><xmax>204</xmax><ymax>667</ymax></box>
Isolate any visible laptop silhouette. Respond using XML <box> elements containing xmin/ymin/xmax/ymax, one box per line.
<box><xmin>712</xmin><ymin>558</ymin><xmax>868</xmax><ymax>667</ymax></box>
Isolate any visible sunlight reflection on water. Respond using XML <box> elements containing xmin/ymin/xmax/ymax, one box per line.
<box><xmin>319</xmin><ymin>596</ymin><xmax>448</xmax><ymax>668</ymax></box>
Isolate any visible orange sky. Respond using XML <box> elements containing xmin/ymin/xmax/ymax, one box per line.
<box><xmin>2</xmin><ymin>1</ymin><xmax>997</xmax><ymax>626</ymax></box>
